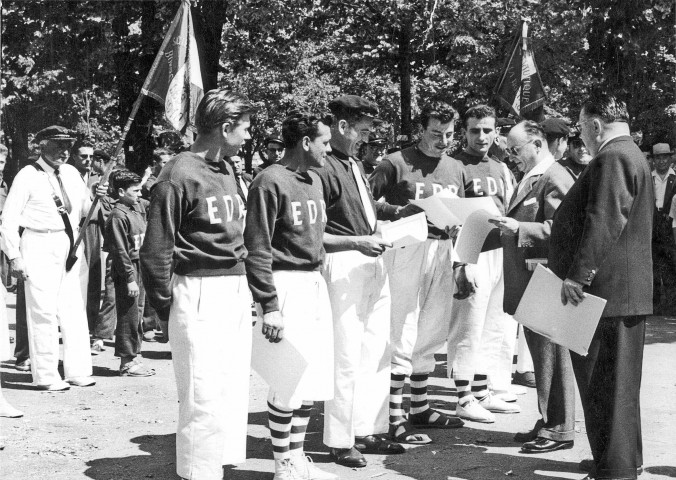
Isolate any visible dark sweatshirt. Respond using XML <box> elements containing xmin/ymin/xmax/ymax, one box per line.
<box><xmin>104</xmin><ymin>201</ymin><xmax>147</xmax><ymax>283</ymax></box>
<box><xmin>244</xmin><ymin>164</ymin><xmax>326</xmax><ymax>314</ymax></box>
<box><xmin>140</xmin><ymin>152</ymin><xmax>247</xmax><ymax>318</ymax></box>
<box><xmin>370</xmin><ymin>145</ymin><xmax>465</xmax><ymax>238</ymax></box>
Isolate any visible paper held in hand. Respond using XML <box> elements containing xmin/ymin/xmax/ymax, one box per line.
<box><xmin>379</xmin><ymin>212</ymin><xmax>428</xmax><ymax>248</ymax></box>
<box><xmin>514</xmin><ymin>264</ymin><xmax>606</xmax><ymax>356</ymax></box>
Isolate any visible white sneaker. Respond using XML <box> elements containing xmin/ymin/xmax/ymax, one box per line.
<box><xmin>493</xmin><ymin>390</ymin><xmax>518</xmax><ymax>403</ymax></box>
<box><xmin>479</xmin><ymin>392</ymin><xmax>521</xmax><ymax>413</ymax></box>
<box><xmin>456</xmin><ymin>397</ymin><xmax>495</xmax><ymax>423</ymax></box>
<box><xmin>274</xmin><ymin>458</ymin><xmax>302</xmax><ymax>480</ymax></box>
<box><xmin>291</xmin><ymin>454</ymin><xmax>338</xmax><ymax>480</ymax></box>
<box><xmin>510</xmin><ymin>385</ymin><xmax>528</xmax><ymax>395</ymax></box>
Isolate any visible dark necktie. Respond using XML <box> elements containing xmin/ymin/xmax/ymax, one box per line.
<box><xmin>54</xmin><ymin>167</ymin><xmax>72</xmax><ymax>214</ymax></box>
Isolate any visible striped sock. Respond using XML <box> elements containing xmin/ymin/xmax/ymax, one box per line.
<box><xmin>289</xmin><ymin>401</ymin><xmax>313</xmax><ymax>456</ymax></box>
<box><xmin>389</xmin><ymin>373</ymin><xmax>406</xmax><ymax>425</ymax></box>
<box><xmin>471</xmin><ymin>374</ymin><xmax>489</xmax><ymax>400</ymax></box>
<box><xmin>410</xmin><ymin>373</ymin><xmax>429</xmax><ymax>415</ymax></box>
<box><xmin>455</xmin><ymin>379</ymin><xmax>472</xmax><ymax>405</ymax></box>
<box><xmin>268</xmin><ymin>401</ymin><xmax>293</xmax><ymax>461</ymax></box>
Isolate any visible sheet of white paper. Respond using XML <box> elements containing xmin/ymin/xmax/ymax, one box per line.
<box><xmin>251</xmin><ymin>329</ymin><xmax>309</xmax><ymax>400</ymax></box>
<box><xmin>514</xmin><ymin>264</ymin><xmax>606</xmax><ymax>356</ymax></box>
<box><xmin>454</xmin><ymin>209</ymin><xmax>499</xmax><ymax>264</ymax></box>
<box><xmin>440</xmin><ymin>196</ymin><xmax>501</xmax><ymax>224</ymax></box>
<box><xmin>380</xmin><ymin>212</ymin><xmax>428</xmax><ymax>248</ymax></box>
<box><xmin>411</xmin><ymin>196</ymin><xmax>462</xmax><ymax>230</ymax></box>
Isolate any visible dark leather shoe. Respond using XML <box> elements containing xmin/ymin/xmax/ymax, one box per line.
<box><xmin>329</xmin><ymin>447</ymin><xmax>367</xmax><ymax>468</ymax></box>
<box><xmin>512</xmin><ymin>371</ymin><xmax>536</xmax><ymax>388</ymax></box>
<box><xmin>521</xmin><ymin>437</ymin><xmax>573</xmax><ymax>453</ymax></box>
<box><xmin>513</xmin><ymin>429</ymin><xmax>539</xmax><ymax>443</ymax></box>
<box><xmin>354</xmin><ymin>435</ymin><xmax>405</xmax><ymax>454</ymax></box>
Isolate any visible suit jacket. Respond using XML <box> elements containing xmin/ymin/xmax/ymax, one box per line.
<box><xmin>236</xmin><ymin>173</ymin><xmax>253</xmax><ymax>202</ymax></box>
<box><xmin>502</xmin><ymin>161</ymin><xmax>575</xmax><ymax>314</ymax></box>
<box><xmin>548</xmin><ymin>136</ymin><xmax>654</xmax><ymax>318</ymax></box>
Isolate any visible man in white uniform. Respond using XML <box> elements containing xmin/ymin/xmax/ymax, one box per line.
<box><xmin>1</xmin><ymin>125</ymin><xmax>104</xmax><ymax>391</ymax></box>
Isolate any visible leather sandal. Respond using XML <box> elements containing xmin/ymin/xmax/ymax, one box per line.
<box><xmin>120</xmin><ymin>360</ymin><xmax>155</xmax><ymax>377</ymax></box>
<box><xmin>409</xmin><ymin>409</ymin><xmax>464</xmax><ymax>429</ymax></box>
<box><xmin>354</xmin><ymin>435</ymin><xmax>406</xmax><ymax>454</ymax></box>
<box><xmin>388</xmin><ymin>422</ymin><xmax>432</xmax><ymax>445</ymax></box>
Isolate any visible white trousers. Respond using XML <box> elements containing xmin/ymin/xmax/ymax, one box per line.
<box><xmin>263</xmin><ymin>270</ymin><xmax>334</xmax><ymax>411</ymax></box>
<box><xmin>387</xmin><ymin>239</ymin><xmax>455</xmax><ymax>376</ymax></box>
<box><xmin>516</xmin><ymin>324</ymin><xmax>534</xmax><ymax>372</ymax></box>
<box><xmin>447</xmin><ymin>248</ymin><xmax>518</xmax><ymax>390</ymax></box>
<box><xmin>170</xmin><ymin>274</ymin><xmax>252</xmax><ymax>480</ymax></box>
<box><xmin>0</xmin><ymin>283</ymin><xmax>11</xmax><ymax>361</ymax></box>
<box><xmin>323</xmin><ymin>251</ymin><xmax>391</xmax><ymax>448</ymax></box>
<box><xmin>21</xmin><ymin>230</ymin><xmax>91</xmax><ymax>385</ymax></box>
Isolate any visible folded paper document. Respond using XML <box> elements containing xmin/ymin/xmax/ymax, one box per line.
<box><xmin>380</xmin><ymin>212</ymin><xmax>428</xmax><ymax>248</ymax></box>
<box><xmin>514</xmin><ymin>264</ymin><xmax>606</xmax><ymax>356</ymax></box>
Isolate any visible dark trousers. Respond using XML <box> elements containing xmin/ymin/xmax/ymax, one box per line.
<box><xmin>571</xmin><ymin>316</ymin><xmax>645</xmax><ymax>480</ymax></box>
<box><xmin>524</xmin><ymin>327</ymin><xmax>576</xmax><ymax>442</ymax></box>
<box><xmin>84</xmin><ymin>223</ymin><xmax>103</xmax><ymax>335</ymax></box>
<box><xmin>92</xmin><ymin>255</ymin><xmax>117</xmax><ymax>340</ymax></box>
<box><xmin>13</xmin><ymin>280</ymin><xmax>29</xmax><ymax>363</ymax></box>
<box><xmin>113</xmin><ymin>261</ymin><xmax>145</xmax><ymax>360</ymax></box>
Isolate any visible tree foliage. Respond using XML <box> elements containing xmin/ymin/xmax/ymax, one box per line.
<box><xmin>2</xmin><ymin>0</ymin><xmax>674</xmax><ymax>177</ymax></box>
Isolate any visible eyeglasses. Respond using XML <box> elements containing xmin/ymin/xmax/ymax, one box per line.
<box><xmin>506</xmin><ymin>139</ymin><xmax>535</xmax><ymax>157</ymax></box>
<box><xmin>574</xmin><ymin>118</ymin><xmax>594</xmax><ymax>130</ymax></box>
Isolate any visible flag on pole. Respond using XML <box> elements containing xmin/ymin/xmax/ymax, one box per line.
<box><xmin>141</xmin><ymin>0</ymin><xmax>203</xmax><ymax>135</ymax></box>
<box><xmin>493</xmin><ymin>21</ymin><xmax>546</xmax><ymax>120</ymax></box>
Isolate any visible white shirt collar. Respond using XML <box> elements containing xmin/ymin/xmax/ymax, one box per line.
<box><xmin>518</xmin><ymin>153</ymin><xmax>555</xmax><ymax>192</ymax></box>
<box><xmin>37</xmin><ymin>157</ymin><xmax>56</xmax><ymax>174</ymax></box>
<box><xmin>652</xmin><ymin>168</ymin><xmax>675</xmax><ymax>180</ymax></box>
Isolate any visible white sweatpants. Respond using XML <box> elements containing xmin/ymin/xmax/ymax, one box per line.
<box><xmin>21</xmin><ymin>229</ymin><xmax>91</xmax><ymax>385</ymax></box>
<box><xmin>323</xmin><ymin>251</ymin><xmax>391</xmax><ymax>448</ymax></box>
<box><xmin>447</xmin><ymin>249</ymin><xmax>518</xmax><ymax>391</ymax></box>
<box><xmin>387</xmin><ymin>239</ymin><xmax>455</xmax><ymax>376</ymax></box>
<box><xmin>169</xmin><ymin>274</ymin><xmax>252</xmax><ymax>480</ymax></box>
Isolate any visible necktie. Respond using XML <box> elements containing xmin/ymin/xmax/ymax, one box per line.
<box><xmin>54</xmin><ymin>167</ymin><xmax>72</xmax><ymax>214</ymax></box>
<box><xmin>239</xmin><ymin>177</ymin><xmax>249</xmax><ymax>201</ymax></box>
<box><xmin>349</xmin><ymin>158</ymin><xmax>377</xmax><ymax>230</ymax></box>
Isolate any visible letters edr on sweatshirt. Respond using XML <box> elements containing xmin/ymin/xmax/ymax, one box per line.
<box><xmin>140</xmin><ymin>152</ymin><xmax>247</xmax><ymax>315</ymax></box>
<box><xmin>244</xmin><ymin>164</ymin><xmax>327</xmax><ymax>314</ymax></box>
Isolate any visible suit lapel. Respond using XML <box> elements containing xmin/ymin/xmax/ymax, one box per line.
<box><xmin>508</xmin><ymin>176</ymin><xmax>540</xmax><ymax>214</ymax></box>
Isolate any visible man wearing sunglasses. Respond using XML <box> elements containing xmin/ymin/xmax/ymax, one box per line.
<box><xmin>559</xmin><ymin>134</ymin><xmax>593</xmax><ymax>179</ymax></box>
<box><xmin>490</xmin><ymin>120</ymin><xmax>576</xmax><ymax>454</ymax></box>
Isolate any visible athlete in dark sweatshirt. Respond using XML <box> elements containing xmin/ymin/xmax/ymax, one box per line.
<box><xmin>243</xmin><ymin>110</ymin><xmax>338</xmax><ymax>480</ymax></box>
<box><xmin>140</xmin><ymin>88</ymin><xmax>257</xmax><ymax>480</ymax></box>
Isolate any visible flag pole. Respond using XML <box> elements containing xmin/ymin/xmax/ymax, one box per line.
<box><xmin>66</xmin><ymin>1</ymin><xmax>188</xmax><ymax>271</ymax></box>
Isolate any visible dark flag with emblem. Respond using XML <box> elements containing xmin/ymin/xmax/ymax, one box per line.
<box><xmin>141</xmin><ymin>0</ymin><xmax>203</xmax><ymax>135</ymax></box>
<box><xmin>493</xmin><ymin>21</ymin><xmax>546</xmax><ymax>121</ymax></box>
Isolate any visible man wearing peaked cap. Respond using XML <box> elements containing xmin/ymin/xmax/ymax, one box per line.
<box><xmin>540</xmin><ymin>118</ymin><xmax>570</xmax><ymax>161</ymax></box>
<box><xmin>0</xmin><ymin>125</ymin><xmax>107</xmax><ymax>391</ymax></box>
<box><xmin>254</xmin><ymin>134</ymin><xmax>285</xmax><ymax>177</ymax></box>
<box><xmin>360</xmin><ymin>125</ymin><xmax>389</xmax><ymax>175</ymax></box>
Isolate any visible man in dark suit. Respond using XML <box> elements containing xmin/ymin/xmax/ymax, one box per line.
<box><xmin>227</xmin><ymin>155</ymin><xmax>252</xmax><ymax>203</ymax></box>
<box><xmin>490</xmin><ymin>120</ymin><xmax>576</xmax><ymax>454</ymax></box>
<box><xmin>650</xmin><ymin>142</ymin><xmax>676</xmax><ymax>315</ymax></box>
<box><xmin>549</xmin><ymin>95</ymin><xmax>653</xmax><ymax>480</ymax></box>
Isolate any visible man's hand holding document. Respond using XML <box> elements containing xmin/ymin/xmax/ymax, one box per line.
<box><xmin>411</xmin><ymin>192</ymin><xmax>501</xmax><ymax>264</ymax></box>
<box><xmin>514</xmin><ymin>264</ymin><xmax>606</xmax><ymax>356</ymax></box>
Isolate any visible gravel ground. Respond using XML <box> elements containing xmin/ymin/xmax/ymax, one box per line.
<box><xmin>1</xmin><ymin>291</ymin><xmax>675</xmax><ymax>480</ymax></box>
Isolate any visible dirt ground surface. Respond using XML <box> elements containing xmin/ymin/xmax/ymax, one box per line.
<box><xmin>1</xmin><ymin>291</ymin><xmax>675</xmax><ymax>480</ymax></box>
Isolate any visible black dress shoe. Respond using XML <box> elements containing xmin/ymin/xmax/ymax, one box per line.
<box><xmin>513</xmin><ymin>429</ymin><xmax>539</xmax><ymax>443</ymax></box>
<box><xmin>354</xmin><ymin>435</ymin><xmax>406</xmax><ymax>454</ymax></box>
<box><xmin>521</xmin><ymin>437</ymin><xmax>574</xmax><ymax>453</ymax></box>
<box><xmin>329</xmin><ymin>447</ymin><xmax>367</xmax><ymax>468</ymax></box>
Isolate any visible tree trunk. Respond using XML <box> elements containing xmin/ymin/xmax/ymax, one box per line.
<box><xmin>398</xmin><ymin>17</ymin><xmax>413</xmax><ymax>139</ymax></box>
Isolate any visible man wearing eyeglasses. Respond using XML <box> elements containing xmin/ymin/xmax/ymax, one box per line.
<box><xmin>490</xmin><ymin>120</ymin><xmax>576</xmax><ymax>454</ymax></box>
<box><xmin>69</xmin><ymin>140</ymin><xmax>105</xmax><ymax>346</ymax></box>
<box><xmin>549</xmin><ymin>95</ymin><xmax>652</xmax><ymax>480</ymax></box>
